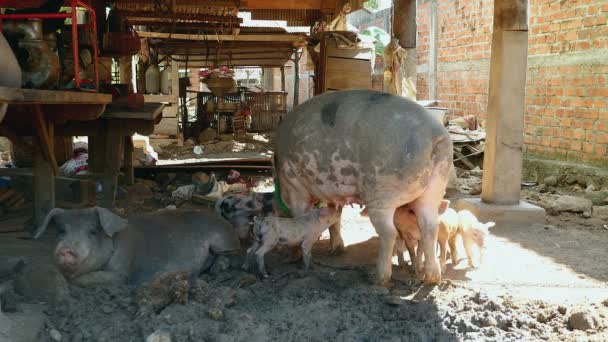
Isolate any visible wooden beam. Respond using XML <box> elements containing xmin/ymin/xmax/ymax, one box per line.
<box><xmin>0</xmin><ymin>87</ymin><xmax>112</xmax><ymax>105</ymax></box>
<box><xmin>171</xmin><ymin>55</ymin><xmax>292</xmax><ymax>63</ymax></box>
<box><xmin>392</xmin><ymin>0</ymin><xmax>416</xmax><ymax>48</ymax></box>
<box><xmin>241</xmin><ymin>0</ymin><xmax>322</xmax><ymax>10</ymax></box>
<box><xmin>120</xmin><ymin>11</ymin><xmax>242</xmax><ymax>23</ymax></box>
<box><xmin>126</xmin><ymin>20</ymin><xmax>240</xmax><ymax>30</ymax></box>
<box><xmin>137</xmin><ymin>31</ymin><xmax>308</xmax><ymax>46</ymax></box>
<box><xmin>170</xmin><ymin>59</ymin><xmax>289</xmax><ymax>67</ymax></box>
<box><xmin>163</xmin><ymin>51</ymin><xmax>293</xmax><ymax>58</ymax></box>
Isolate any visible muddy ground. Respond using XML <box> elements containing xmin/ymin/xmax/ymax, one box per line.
<box><xmin>3</xmin><ymin>172</ymin><xmax>608</xmax><ymax>342</ymax></box>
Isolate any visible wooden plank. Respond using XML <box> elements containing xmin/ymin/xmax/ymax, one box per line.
<box><xmin>326</xmin><ymin>48</ymin><xmax>373</xmax><ymax>60</ymax></box>
<box><xmin>242</xmin><ymin>0</ymin><xmax>322</xmax><ymax>10</ymax></box>
<box><xmin>162</xmin><ymin>104</ymin><xmax>178</xmax><ymax>118</ymax></box>
<box><xmin>136</xmin><ymin>31</ymin><xmax>308</xmax><ymax>46</ymax></box>
<box><xmin>121</xmin><ymin>11</ymin><xmax>242</xmax><ymax>23</ymax></box>
<box><xmin>103</xmin><ymin>103</ymin><xmax>165</xmax><ymax>120</ymax></box>
<box><xmin>154</xmin><ymin>116</ymin><xmax>179</xmax><ymax>136</ymax></box>
<box><xmin>325</xmin><ymin>58</ymin><xmax>372</xmax><ymax>90</ymax></box>
<box><xmin>143</xmin><ymin>94</ymin><xmax>178</xmax><ymax>104</ymax></box>
<box><xmin>0</xmin><ymin>87</ymin><xmax>112</xmax><ymax>105</ymax></box>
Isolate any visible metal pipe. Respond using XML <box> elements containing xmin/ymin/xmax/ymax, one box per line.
<box><xmin>71</xmin><ymin>0</ymin><xmax>80</xmax><ymax>88</ymax></box>
<box><xmin>82</xmin><ymin>0</ymin><xmax>100</xmax><ymax>89</ymax></box>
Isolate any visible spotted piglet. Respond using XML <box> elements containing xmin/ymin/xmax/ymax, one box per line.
<box><xmin>242</xmin><ymin>207</ymin><xmax>340</xmax><ymax>277</ymax></box>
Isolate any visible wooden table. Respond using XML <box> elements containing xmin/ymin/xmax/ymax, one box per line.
<box><xmin>0</xmin><ymin>87</ymin><xmax>111</xmax><ymax>226</ymax></box>
<box><xmin>53</xmin><ymin>102</ymin><xmax>165</xmax><ymax>208</ymax></box>
<box><xmin>94</xmin><ymin>103</ymin><xmax>164</xmax><ymax>207</ymax></box>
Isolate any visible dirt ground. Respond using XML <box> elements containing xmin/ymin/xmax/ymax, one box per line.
<box><xmin>153</xmin><ymin>133</ymin><xmax>274</xmax><ymax>164</ymax></box>
<box><xmin>2</xmin><ymin>173</ymin><xmax>608</xmax><ymax>341</ymax></box>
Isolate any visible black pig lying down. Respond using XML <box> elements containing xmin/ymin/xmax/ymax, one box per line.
<box><xmin>34</xmin><ymin>207</ymin><xmax>241</xmax><ymax>287</ymax></box>
<box><xmin>274</xmin><ymin>89</ymin><xmax>453</xmax><ymax>285</ymax></box>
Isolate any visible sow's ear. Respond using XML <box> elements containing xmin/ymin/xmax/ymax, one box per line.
<box><xmin>94</xmin><ymin>207</ymin><xmax>128</xmax><ymax>237</ymax></box>
<box><xmin>33</xmin><ymin>208</ymin><xmax>65</xmax><ymax>239</ymax></box>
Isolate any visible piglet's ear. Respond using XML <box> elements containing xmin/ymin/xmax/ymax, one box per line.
<box><xmin>438</xmin><ymin>200</ymin><xmax>450</xmax><ymax>215</ymax></box>
<box><xmin>94</xmin><ymin>207</ymin><xmax>127</xmax><ymax>237</ymax></box>
<box><xmin>483</xmin><ymin>222</ymin><xmax>496</xmax><ymax>230</ymax></box>
<box><xmin>33</xmin><ymin>208</ymin><xmax>65</xmax><ymax>239</ymax></box>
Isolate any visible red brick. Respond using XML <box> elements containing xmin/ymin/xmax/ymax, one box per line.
<box><xmin>583</xmin><ymin>142</ymin><xmax>595</xmax><ymax>153</ymax></box>
<box><xmin>570</xmin><ymin>140</ymin><xmax>582</xmax><ymax>151</ymax></box>
<box><xmin>573</xmin><ymin>129</ymin><xmax>586</xmax><ymax>140</ymax></box>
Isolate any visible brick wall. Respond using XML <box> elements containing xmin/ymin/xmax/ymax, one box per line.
<box><xmin>524</xmin><ymin>0</ymin><xmax>608</xmax><ymax>165</ymax></box>
<box><xmin>416</xmin><ymin>0</ymin><xmax>608</xmax><ymax>165</ymax></box>
<box><xmin>416</xmin><ymin>0</ymin><xmax>493</xmax><ymax>118</ymax></box>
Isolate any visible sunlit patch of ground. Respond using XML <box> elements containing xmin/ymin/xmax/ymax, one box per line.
<box><xmin>320</xmin><ymin>206</ymin><xmax>608</xmax><ymax>305</ymax></box>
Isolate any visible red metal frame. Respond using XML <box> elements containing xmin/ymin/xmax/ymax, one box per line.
<box><xmin>0</xmin><ymin>0</ymin><xmax>99</xmax><ymax>90</ymax></box>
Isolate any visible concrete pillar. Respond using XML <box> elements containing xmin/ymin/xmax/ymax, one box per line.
<box><xmin>457</xmin><ymin>0</ymin><xmax>545</xmax><ymax>225</ymax></box>
<box><xmin>481</xmin><ymin>0</ymin><xmax>528</xmax><ymax>204</ymax></box>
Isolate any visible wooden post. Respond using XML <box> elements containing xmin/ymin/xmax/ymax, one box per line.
<box><xmin>392</xmin><ymin>0</ymin><xmax>418</xmax><ymax>95</ymax></box>
<box><xmin>33</xmin><ymin>138</ymin><xmax>55</xmax><ymax>226</ymax></box>
<box><xmin>292</xmin><ymin>49</ymin><xmax>302</xmax><ymax>107</ymax></box>
<box><xmin>123</xmin><ymin>136</ymin><xmax>134</xmax><ymax>185</ymax></box>
<box><xmin>119</xmin><ymin>56</ymin><xmax>133</xmax><ymax>92</ymax></box>
<box><xmin>481</xmin><ymin>0</ymin><xmax>529</xmax><ymax>204</ymax></box>
<box><xmin>280</xmin><ymin>66</ymin><xmax>286</xmax><ymax>92</ymax></box>
<box><xmin>102</xmin><ymin>120</ymin><xmax>124</xmax><ymax>208</ymax></box>
<box><xmin>392</xmin><ymin>0</ymin><xmax>416</xmax><ymax>48</ymax></box>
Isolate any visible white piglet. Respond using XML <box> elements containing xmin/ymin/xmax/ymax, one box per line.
<box><xmin>243</xmin><ymin>207</ymin><xmax>340</xmax><ymax>277</ymax></box>
<box><xmin>457</xmin><ymin>210</ymin><xmax>495</xmax><ymax>268</ymax></box>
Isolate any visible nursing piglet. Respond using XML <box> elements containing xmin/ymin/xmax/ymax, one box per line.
<box><xmin>243</xmin><ymin>207</ymin><xmax>340</xmax><ymax>277</ymax></box>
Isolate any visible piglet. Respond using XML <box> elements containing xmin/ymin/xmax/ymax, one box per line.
<box><xmin>242</xmin><ymin>207</ymin><xmax>340</xmax><ymax>277</ymax></box>
<box><xmin>456</xmin><ymin>210</ymin><xmax>494</xmax><ymax>268</ymax></box>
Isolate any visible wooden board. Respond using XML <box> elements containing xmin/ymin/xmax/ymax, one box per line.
<box><xmin>326</xmin><ymin>48</ymin><xmax>373</xmax><ymax>60</ymax></box>
<box><xmin>143</xmin><ymin>94</ymin><xmax>178</xmax><ymax>104</ymax></box>
<box><xmin>154</xmin><ymin>116</ymin><xmax>179</xmax><ymax>136</ymax></box>
<box><xmin>0</xmin><ymin>87</ymin><xmax>112</xmax><ymax>105</ymax></box>
<box><xmin>242</xmin><ymin>0</ymin><xmax>322</xmax><ymax>10</ymax></box>
<box><xmin>137</xmin><ymin>32</ymin><xmax>308</xmax><ymax>47</ymax></box>
<box><xmin>325</xmin><ymin>57</ymin><xmax>372</xmax><ymax>90</ymax></box>
<box><xmin>103</xmin><ymin>103</ymin><xmax>165</xmax><ymax>120</ymax></box>
<box><xmin>162</xmin><ymin>104</ymin><xmax>178</xmax><ymax>118</ymax></box>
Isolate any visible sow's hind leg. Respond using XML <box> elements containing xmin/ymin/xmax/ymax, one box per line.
<box><xmin>410</xmin><ymin>165</ymin><xmax>451</xmax><ymax>284</ymax></box>
<box><xmin>366</xmin><ymin>207</ymin><xmax>399</xmax><ymax>285</ymax></box>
